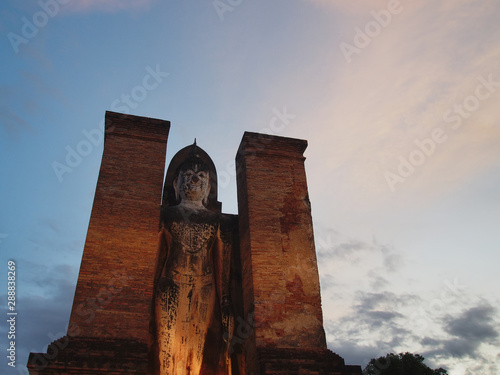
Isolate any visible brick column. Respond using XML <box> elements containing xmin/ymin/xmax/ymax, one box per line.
<box><xmin>68</xmin><ymin>111</ymin><xmax>169</xmax><ymax>340</ymax></box>
<box><xmin>235</xmin><ymin>132</ymin><xmax>325</xmax><ymax>371</ymax></box>
<box><xmin>235</xmin><ymin>132</ymin><xmax>362</xmax><ymax>375</ymax></box>
<box><xmin>28</xmin><ymin>111</ymin><xmax>169</xmax><ymax>374</ymax></box>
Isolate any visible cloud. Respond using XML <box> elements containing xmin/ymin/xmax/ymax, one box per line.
<box><xmin>353</xmin><ymin>291</ymin><xmax>419</xmax><ymax>317</ymax></box>
<box><xmin>316</xmin><ymin>227</ymin><xmax>396</xmax><ymax>261</ymax></box>
<box><xmin>0</xmin><ymin>86</ymin><xmax>32</xmax><ymax>137</ymax></box>
<box><xmin>27</xmin><ymin>218</ymin><xmax>85</xmax><ymax>264</ymax></box>
<box><xmin>0</xmin><ymin>67</ymin><xmax>67</xmax><ymax>138</ymax></box>
<box><xmin>315</xmin><ymin>228</ymin><xmax>403</xmax><ymax>281</ymax></box>
<box><xmin>445</xmin><ymin>304</ymin><xmax>499</xmax><ymax>341</ymax></box>
<box><xmin>295</xmin><ymin>0</ymin><xmax>500</xmax><ymax>215</ymax></box>
<box><xmin>321</xmin><ymin>239</ymin><xmax>367</xmax><ymax>260</ymax></box>
<box><xmin>325</xmin><ymin>292</ymin><xmax>500</xmax><ymax>373</ymax></box>
<box><xmin>64</xmin><ymin>0</ymin><xmax>155</xmax><ymax>14</ymax></box>
<box><xmin>305</xmin><ymin>0</ymin><xmax>401</xmax><ymax>15</ymax></box>
<box><xmin>415</xmin><ymin>302</ymin><xmax>500</xmax><ymax>374</ymax></box>
<box><xmin>367</xmin><ymin>270</ymin><xmax>389</xmax><ymax>291</ymax></box>
<box><xmin>314</xmin><ymin>227</ymin><xmax>498</xmax><ymax>373</ymax></box>
<box><xmin>0</xmin><ymin>264</ymin><xmax>77</xmax><ymax>372</ymax></box>
<box><xmin>0</xmin><ymin>104</ymin><xmax>30</xmax><ymax>135</ymax></box>
<box><xmin>315</xmin><ymin>227</ymin><xmax>408</xmax><ymax>322</ymax></box>
<box><xmin>319</xmin><ymin>273</ymin><xmax>337</xmax><ymax>291</ymax></box>
<box><xmin>325</xmin><ymin>290</ymin><xmax>419</xmax><ymax>353</ymax></box>
<box><xmin>441</xmin><ymin>303</ymin><xmax>499</xmax><ymax>358</ymax></box>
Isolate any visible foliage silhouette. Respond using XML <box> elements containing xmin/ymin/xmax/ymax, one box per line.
<box><xmin>363</xmin><ymin>352</ymin><xmax>448</xmax><ymax>375</ymax></box>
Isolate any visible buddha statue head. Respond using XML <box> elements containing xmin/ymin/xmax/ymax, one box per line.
<box><xmin>162</xmin><ymin>140</ymin><xmax>222</xmax><ymax>212</ymax></box>
<box><xmin>173</xmin><ymin>146</ymin><xmax>211</xmax><ymax>206</ymax></box>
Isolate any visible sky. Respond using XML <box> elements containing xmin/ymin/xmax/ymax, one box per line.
<box><xmin>1</xmin><ymin>0</ymin><xmax>499</xmax><ymax>374</ymax></box>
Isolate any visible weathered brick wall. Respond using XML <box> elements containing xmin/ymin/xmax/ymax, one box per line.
<box><xmin>28</xmin><ymin>337</ymin><xmax>148</xmax><ymax>374</ymax></box>
<box><xmin>235</xmin><ymin>132</ymin><xmax>362</xmax><ymax>375</ymax></box>
<box><xmin>236</xmin><ymin>132</ymin><xmax>327</xmax><ymax>365</ymax></box>
<box><xmin>67</xmin><ymin>111</ymin><xmax>169</xmax><ymax>342</ymax></box>
<box><xmin>257</xmin><ymin>347</ymin><xmax>359</xmax><ymax>375</ymax></box>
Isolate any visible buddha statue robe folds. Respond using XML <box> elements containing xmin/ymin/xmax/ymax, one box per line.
<box><xmin>151</xmin><ymin>143</ymin><xmax>233</xmax><ymax>375</ymax></box>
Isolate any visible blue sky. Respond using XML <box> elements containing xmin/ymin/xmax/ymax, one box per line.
<box><xmin>1</xmin><ymin>0</ymin><xmax>500</xmax><ymax>374</ymax></box>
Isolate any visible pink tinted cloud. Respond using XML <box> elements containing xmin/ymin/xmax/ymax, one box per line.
<box><xmin>298</xmin><ymin>0</ymin><xmax>500</xmax><ymax>202</ymax></box>
<box><xmin>306</xmin><ymin>0</ymin><xmax>418</xmax><ymax>15</ymax></box>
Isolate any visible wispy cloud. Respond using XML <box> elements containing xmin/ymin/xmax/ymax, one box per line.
<box><xmin>0</xmin><ymin>86</ymin><xmax>33</xmax><ymax>137</ymax></box>
<box><xmin>306</xmin><ymin>0</ymin><xmax>401</xmax><ymax>15</ymax></box>
<box><xmin>0</xmin><ymin>263</ymin><xmax>78</xmax><ymax>372</ymax></box>
<box><xmin>315</xmin><ymin>227</ymin><xmax>403</xmax><ymax>278</ymax></box>
<box><xmin>64</xmin><ymin>0</ymin><xmax>155</xmax><ymax>14</ymax></box>
<box><xmin>293</xmin><ymin>0</ymin><xmax>500</xmax><ymax>212</ymax></box>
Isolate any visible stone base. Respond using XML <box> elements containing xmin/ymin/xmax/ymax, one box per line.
<box><xmin>27</xmin><ymin>338</ymin><xmax>362</xmax><ymax>375</ymax></box>
<box><xmin>27</xmin><ymin>336</ymin><xmax>148</xmax><ymax>374</ymax></box>
<box><xmin>256</xmin><ymin>348</ymin><xmax>362</xmax><ymax>375</ymax></box>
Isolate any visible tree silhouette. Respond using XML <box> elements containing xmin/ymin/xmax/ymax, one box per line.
<box><xmin>363</xmin><ymin>352</ymin><xmax>448</xmax><ymax>375</ymax></box>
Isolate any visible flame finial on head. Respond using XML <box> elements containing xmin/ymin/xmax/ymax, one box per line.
<box><xmin>189</xmin><ymin>138</ymin><xmax>199</xmax><ymax>158</ymax></box>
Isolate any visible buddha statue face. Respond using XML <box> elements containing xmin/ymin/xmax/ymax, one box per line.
<box><xmin>174</xmin><ymin>163</ymin><xmax>210</xmax><ymax>205</ymax></box>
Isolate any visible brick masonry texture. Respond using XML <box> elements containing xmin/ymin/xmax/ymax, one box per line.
<box><xmin>27</xmin><ymin>337</ymin><xmax>148</xmax><ymax>374</ymax></box>
<box><xmin>235</xmin><ymin>132</ymin><xmax>362</xmax><ymax>375</ymax></box>
<box><xmin>236</xmin><ymin>132</ymin><xmax>326</xmax><ymax>350</ymax></box>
